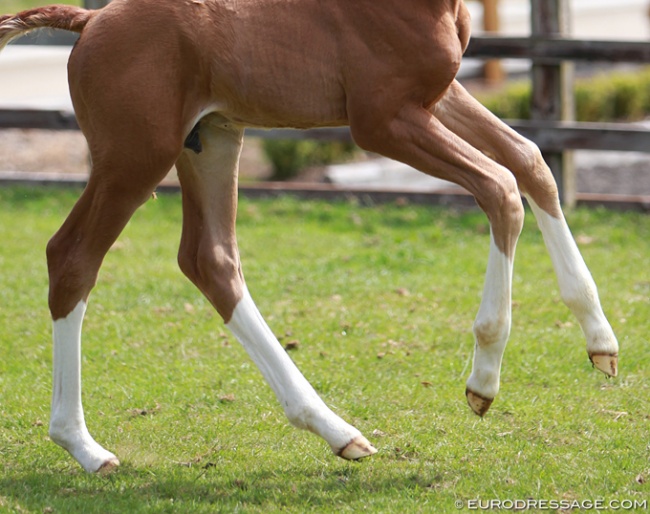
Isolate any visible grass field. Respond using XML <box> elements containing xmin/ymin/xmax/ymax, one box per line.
<box><xmin>0</xmin><ymin>187</ymin><xmax>648</xmax><ymax>513</ymax></box>
<box><xmin>3</xmin><ymin>1</ymin><xmax>81</xmax><ymax>14</ymax></box>
<box><xmin>6</xmin><ymin>0</ymin><xmax>82</xmax><ymax>10</ymax></box>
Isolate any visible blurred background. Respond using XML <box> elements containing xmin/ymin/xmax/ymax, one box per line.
<box><xmin>1</xmin><ymin>0</ymin><xmax>650</xmax><ymax>203</ymax></box>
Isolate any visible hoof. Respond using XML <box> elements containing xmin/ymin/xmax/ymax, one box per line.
<box><xmin>589</xmin><ymin>352</ymin><xmax>618</xmax><ymax>377</ymax></box>
<box><xmin>466</xmin><ymin>388</ymin><xmax>493</xmax><ymax>417</ymax></box>
<box><xmin>96</xmin><ymin>457</ymin><xmax>120</xmax><ymax>475</ymax></box>
<box><xmin>337</xmin><ymin>436</ymin><xmax>378</xmax><ymax>461</ymax></box>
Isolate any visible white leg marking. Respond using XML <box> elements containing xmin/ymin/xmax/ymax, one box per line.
<box><xmin>226</xmin><ymin>289</ymin><xmax>377</xmax><ymax>459</ymax></box>
<box><xmin>528</xmin><ymin>199</ymin><xmax>619</xmax><ymax>363</ymax></box>
<box><xmin>466</xmin><ymin>232</ymin><xmax>514</xmax><ymax>413</ymax></box>
<box><xmin>49</xmin><ymin>301</ymin><xmax>119</xmax><ymax>473</ymax></box>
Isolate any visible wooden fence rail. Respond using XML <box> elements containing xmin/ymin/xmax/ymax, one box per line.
<box><xmin>5</xmin><ymin>111</ymin><xmax>650</xmax><ymax>156</ymax></box>
<box><xmin>466</xmin><ymin>36</ymin><xmax>650</xmax><ymax>63</ymax></box>
<box><xmin>1</xmin><ymin>0</ymin><xmax>650</xmax><ymax>208</ymax></box>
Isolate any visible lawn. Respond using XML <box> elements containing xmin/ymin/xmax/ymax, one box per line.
<box><xmin>0</xmin><ymin>187</ymin><xmax>648</xmax><ymax>512</ymax></box>
<box><xmin>3</xmin><ymin>1</ymin><xmax>81</xmax><ymax>14</ymax></box>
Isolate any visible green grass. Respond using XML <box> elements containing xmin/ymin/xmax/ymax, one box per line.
<box><xmin>2</xmin><ymin>1</ymin><xmax>81</xmax><ymax>14</ymax></box>
<box><xmin>0</xmin><ymin>187</ymin><xmax>648</xmax><ymax>513</ymax></box>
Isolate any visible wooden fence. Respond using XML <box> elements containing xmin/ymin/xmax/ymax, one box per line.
<box><xmin>1</xmin><ymin>0</ymin><xmax>650</xmax><ymax>208</ymax></box>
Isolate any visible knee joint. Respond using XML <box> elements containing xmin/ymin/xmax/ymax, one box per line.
<box><xmin>177</xmin><ymin>247</ymin><xmax>200</xmax><ymax>285</ymax></box>
<box><xmin>179</xmin><ymin>244</ymin><xmax>238</xmax><ymax>286</ymax></box>
<box><xmin>46</xmin><ymin>232</ymin><xmax>67</xmax><ymax>272</ymax></box>
<box><xmin>514</xmin><ymin>141</ymin><xmax>560</xmax><ymax>201</ymax></box>
<box><xmin>485</xmin><ymin>173</ymin><xmax>525</xmax><ymax>231</ymax></box>
<box><xmin>515</xmin><ymin>140</ymin><xmax>545</xmax><ymax>174</ymax></box>
<box><xmin>473</xmin><ymin>316</ymin><xmax>510</xmax><ymax>348</ymax></box>
<box><xmin>178</xmin><ymin>243</ymin><xmax>243</xmax><ymax>321</ymax></box>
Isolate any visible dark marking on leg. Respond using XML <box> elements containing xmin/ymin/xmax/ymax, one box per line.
<box><xmin>184</xmin><ymin>122</ymin><xmax>203</xmax><ymax>154</ymax></box>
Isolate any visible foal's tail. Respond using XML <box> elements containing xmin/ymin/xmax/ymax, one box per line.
<box><xmin>0</xmin><ymin>5</ymin><xmax>94</xmax><ymax>52</ymax></box>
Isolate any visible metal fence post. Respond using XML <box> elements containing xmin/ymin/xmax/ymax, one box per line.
<box><xmin>530</xmin><ymin>0</ymin><xmax>576</xmax><ymax>207</ymax></box>
<box><xmin>84</xmin><ymin>0</ymin><xmax>111</xmax><ymax>8</ymax></box>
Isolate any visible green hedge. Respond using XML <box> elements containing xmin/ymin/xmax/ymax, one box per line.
<box><xmin>478</xmin><ymin>67</ymin><xmax>650</xmax><ymax>122</ymax></box>
<box><xmin>262</xmin><ymin>139</ymin><xmax>357</xmax><ymax>181</ymax></box>
<box><xmin>6</xmin><ymin>0</ymin><xmax>81</xmax><ymax>11</ymax></box>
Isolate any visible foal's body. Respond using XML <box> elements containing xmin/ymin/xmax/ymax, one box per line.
<box><xmin>0</xmin><ymin>0</ymin><xmax>618</xmax><ymax>473</ymax></box>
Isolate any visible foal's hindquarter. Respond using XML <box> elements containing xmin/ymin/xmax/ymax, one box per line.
<box><xmin>0</xmin><ymin>0</ymin><xmax>619</xmax><ymax>473</ymax></box>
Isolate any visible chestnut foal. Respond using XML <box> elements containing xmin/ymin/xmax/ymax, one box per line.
<box><xmin>0</xmin><ymin>0</ymin><xmax>618</xmax><ymax>473</ymax></box>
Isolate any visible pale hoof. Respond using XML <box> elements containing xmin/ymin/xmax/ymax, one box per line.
<box><xmin>466</xmin><ymin>388</ymin><xmax>493</xmax><ymax>417</ymax></box>
<box><xmin>96</xmin><ymin>457</ymin><xmax>120</xmax><ymax>475</ymax></box>
<box><xmin>589</xmin><ymin>352</ymin><xmax>618</xmax><ymax>377</ymax></box>
<box><xmin>336</xmin><ymin>435</ymin><xmax>378</xmax><ymax>460</ymax></box>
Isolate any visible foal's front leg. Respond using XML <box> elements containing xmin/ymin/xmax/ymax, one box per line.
<box><xmin>50</xmin><ymin>301</ymin><xmax>120</xmax><ymax>473</ymax></box>
<box><xmin>436</xmin><ymin>81</ymin><xmax>619</xmax><ymax>382</ymax></box>
<box><xmin>47</xmin><ymin>173</ymin><xmax>170</xmax><ymax>473</ymax></box>
<box><xmin>347</xmin><ymin>101</ymin><xmax>524</xmax><ymax>418</ymax></box>
<box><xmin>465</xmin><ymin>233</ymin><xmax>516</xmax><ymax>416</ymax></box>
<box><xmin>226</xmin><ymin>289</ymin><xmax>376</xmax><ymax>458</ymax></box>
<box><xmin>176</xmin><ymin>115</ymin><xmax>376</xmax><ymax>459</ymax></box>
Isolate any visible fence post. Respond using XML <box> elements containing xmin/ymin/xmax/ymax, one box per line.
<box><xmin>482</xmin><ymin>0</ymin><xmax>504</xmax><ymax>84</ymax></box>
<box><xmin>530</xmin><ymin>0</ymin><xmax>576</xmax><ymax>207</ymax></box>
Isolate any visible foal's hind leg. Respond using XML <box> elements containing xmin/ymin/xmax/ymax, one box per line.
<box><xmin>348</xmin><ymin>99</ymin><xmax>524</xmax><ymax>418</ymax></box>
<box><xmin>176</xmin><ymin>115</ymin><xmax>376</xmax><ymax>460</ymax></box>
<box><xmin>46</xmin><ymin>133</ymin><xmax>181</xmax><ymax>473</ymax></box>
<box><xmin>436</xmin><ymin>81</ymin><xmax>619</xmax><ymax>387</ymax></box>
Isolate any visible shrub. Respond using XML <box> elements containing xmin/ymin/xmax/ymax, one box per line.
<box><xmin>262</xmin><ymin>139</ymin><xmax>357</xmax><ymax>181</ymax></box>
<box><xmin>478</xmin><ymin>66</ymin><xmax>650</xmax><ymax>123</ymax></box>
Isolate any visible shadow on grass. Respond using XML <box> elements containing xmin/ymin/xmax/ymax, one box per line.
<box><xmin>0</xmin><ymin>460</ymin><xmax>439</xmax><ymax>512</ymax></box>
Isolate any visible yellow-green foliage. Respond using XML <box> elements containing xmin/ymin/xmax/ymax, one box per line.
<box><xmin>478</xmin><ymin>67</ymin><xmax>650</xmax><ymax>122</ymax></box>
<box><xmin>262</xmin><ymin>139</ymin><xmax>357</xmax><ymax>181</ymax></box>
<box><xmin>4</xmin><ymin>0</ymin><xmax>81</xmax><ymax>13</ymax></box>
